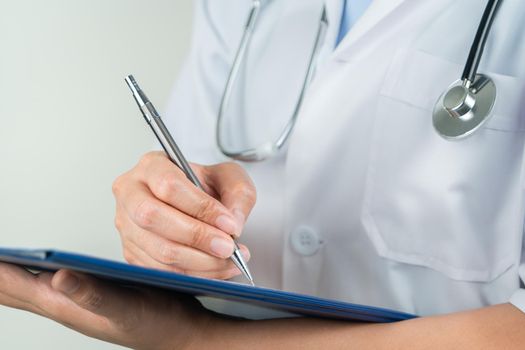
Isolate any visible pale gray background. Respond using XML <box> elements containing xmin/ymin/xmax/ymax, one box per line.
<box><xmin>0</xmin><ymin>0</ymin><xmax>193</xmax><ymax>348</ymax></box>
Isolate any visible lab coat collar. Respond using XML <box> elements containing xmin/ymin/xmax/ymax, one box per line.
<box><xmin>325</xmin><ymin>0</ymin><xmax>407</xmax><ymax>59</ymax></box>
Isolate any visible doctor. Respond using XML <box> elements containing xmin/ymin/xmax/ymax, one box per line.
<box><xmin>2</xmin><ymin>0</ymin><xmax>525</xmax><ymax>348</ymax></box>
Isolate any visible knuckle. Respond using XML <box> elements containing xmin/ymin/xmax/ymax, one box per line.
<box><xmin>157</xmin><ymin>244</ymin><xmax>183</xmax><ymax>267</ymax></box>
<box><xmin>133</xmin><ymin>199</ymin><xmax>158</xmax><ymax>229</ymax></box>
<box><xmin>111</xmin><ymin>175</ymin><xmax>124</xmax><ymax>197</ymax></box>
<box><xmin>195</xmin><ymin>197</ymin><xmax>218</xmax><ymax>221</ymax></box>
<box><xmin>122</xmin><ymin>248</ymin><xmax>134</xmax><ymax>263</ymax></box>
<box><xmin>155</xmin><ymin>172</ymin><xmax>180</xmax><ymax>199</ymax></box>
<box><xmin>225</xmin><ymin>162</ymin><xmax>249</xmax><ymax>177</ymax></box>
<box><xmin>189</xmin><ymin>221</ymin><xmax>209</xmax><ymax>249</ymax></box>
<box><xmin>139</xmin><ymin>152</ymin><xmax>156</xmax><ymax>167</ymax></box>
<box><xmin>231</xmin><ymin>182</ymin><xmax>257</xmax><ymax>205</ymax></box>
<box><xmin>114</xmin><ymin>213</ymin><xmax>124</xmax><ymax>232</ymax></box>
<box><xmin>139</xmin><ymin>151</ymin><xmax>166</xmax><ymax>169</ymax></box>
<box><xmin>122</xmin><ymin>245</ymin><xmax>137</xmax><ymax>264</ymax></box>
<box><xmin>223</xmin><ymin>161</ymin><xmax>241</xmax><ymax>171</ymax></box>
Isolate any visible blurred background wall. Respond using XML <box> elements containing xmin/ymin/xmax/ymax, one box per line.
<box><xmin>0</xmin><ymin>0</ymin><xmax>193</xmax><ymax>348</ymax></box>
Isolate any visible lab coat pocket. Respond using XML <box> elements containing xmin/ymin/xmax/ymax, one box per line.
<box><xmin>362</xmin><ymin>48</ymin><xmax>525</xmax><ymax>282</ymax></box>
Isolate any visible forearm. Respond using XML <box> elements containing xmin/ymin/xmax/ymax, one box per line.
<box><xmin>195</xmin><ymin>304</ymin><xmax>525</xmax><ymax>349</ymax></box>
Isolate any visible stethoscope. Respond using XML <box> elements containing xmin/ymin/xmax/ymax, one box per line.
<box><xmin>217</xmin><ymin>0</ymin><xmax>502</xmax><ymax>162</ymax></box>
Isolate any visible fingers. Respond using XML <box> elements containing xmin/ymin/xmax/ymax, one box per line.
<box><xmin>0</xmin><ymin>263</ymin><xmax>38</xmax><ymax>306</ymax></box>
<box><xmin>51</xmin><ymin>270</ymin><xmax>145</xmax><ymax>332</ymax></box>
<box><xmin>112</xmin><ymin>152</ymin><xmax>257</xmax><ymax>277</ymax></box>
<box><xmin>124</xmin><ymin>241</ymin><xmax>244</xmax><ymax>280</ymax></box>
<box><xmin>0</xmin><ymin>263</ymin><xmax>57</xmax><ymax>317</ymax></box>
<box><xmin>0</xmin><ymin>285</ymin><xmax>38</xmax><ymax>314</ymax></box>
<box><xmin>0</xmin><ymin>263</ymin><xmax>207</xmax><ymax>348</ymax></box>
<box><xmin>121</xmin><ymin>221</ymin><xmax>250</xmax><ymax>272</ymax></box>
<box><xmin>136</xmin><ymin>152</ymin><xmax>241</xmax><ymax>236</ymax></box>
<box><xmin>116</xmin><ymin>183</ymin><xmax>237</xmax><ymax>259</ymax></box>
<box><xmin>118</xmin><ymin>204</ymin><xmax>251</xmax><ymax>277</ymax></box>
<box><xmin>49</xmin><ymin>269</ymin><xmax>212</xmax><ymax>349</ymax></box>
<box><xmin>207</xmin><ymin>162</ymin><xmax>257</xmax><ymax>236</ymax></box>
<box><xmin>0</xmin><ymin>264</ymin><xmax>115</xmax><ymax>337</ymax></box>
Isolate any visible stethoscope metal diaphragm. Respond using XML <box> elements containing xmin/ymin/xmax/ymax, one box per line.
<box><xmin>433</xmin><ymin>74</ymin><xmax>497</xmax><ymax>139</ymax></box>
<box><xmin>433</xmin><ymin>0</ymin><xmax>502</xmax><ymax>140</ymax></box>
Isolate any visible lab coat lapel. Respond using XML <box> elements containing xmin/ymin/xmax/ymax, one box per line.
<box><xmin>323</xmin><ymin>0</ymin><xmax>344</xmax><ymax>48</ymax></box>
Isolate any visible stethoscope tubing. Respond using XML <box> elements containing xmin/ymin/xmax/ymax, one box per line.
<box><xmin>216</xmin><ymin>1</ymin><xmax>328</xmax><ymax>161</ymax></box>
<box><xmin>462</xmin><ymin>0</ymin><xmax>502</xmax><ymax>85</ymax></box>
<box><xmin>219</xmin><ymin>0</ymin><xmax>506</xmax><ymax>160</ymax></box>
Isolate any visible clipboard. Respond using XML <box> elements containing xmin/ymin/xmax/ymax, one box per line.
<box><xmin>0</xmin><ymin>248</ymin><xmax>416</xmax><ymax>323</ymax></box>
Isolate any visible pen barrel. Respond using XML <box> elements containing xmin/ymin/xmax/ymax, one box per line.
<box><xmin>125</xmin><ymin>74</ymin><xmax>254</xmax><ymax>284</ymax></box>
<box><xmin>149</xmin><ymin>116</ymin><xmax>204</xmax><ymax>190</ymax></box>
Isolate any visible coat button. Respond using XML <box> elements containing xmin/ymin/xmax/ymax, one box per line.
<box><xmin>290</xmin><ymin>226</ymin><xmax>322</xmax><ymax>256</ymax></box>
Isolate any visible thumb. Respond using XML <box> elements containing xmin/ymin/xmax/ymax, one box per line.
<box><xmin>52</xmin><ymin>270</ymin><xmax>142</xmax><ymax>330</ymax></box>
<box><xmin>206</xmin><ymin>162</ymin><xmax>257</xmax><ymax>238</ymax></box>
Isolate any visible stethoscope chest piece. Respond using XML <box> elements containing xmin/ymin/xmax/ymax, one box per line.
<box><xmin>433</xmin><ymin>74</ymin><xmax>496</xmax><ymax>140</ymax></box>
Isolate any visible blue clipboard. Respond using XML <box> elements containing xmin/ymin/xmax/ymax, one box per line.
<box><xmin>0</xmin><ymin>248</ymin><xmax>416</xmax><ymax>323</ymax></box>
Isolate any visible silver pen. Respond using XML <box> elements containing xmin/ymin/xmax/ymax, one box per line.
<box><xmin>124</xmin><ymin>74</ymin><xmax>254</xmax><ymax>286</ymax></box>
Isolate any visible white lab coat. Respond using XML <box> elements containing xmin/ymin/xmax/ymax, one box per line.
<box><xmin>164</xmin><ymin>0</ymin><xmax>525</xmax><ymax>316</ymax></box>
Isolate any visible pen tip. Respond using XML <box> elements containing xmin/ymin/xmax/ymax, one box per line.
<box><xmin>231</xmin><ymin>247</ymin><xmax>255</xmax><ymax>286</ymax></box>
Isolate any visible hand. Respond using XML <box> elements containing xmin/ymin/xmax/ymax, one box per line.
<box><xmin>112</xmin><ymin>152</ymin><xmax>257</xmax><ymax>279</ymax></box>
<box><xmin>0</xmin><ymin>263</ymin><xmax>214</xmax><ymax>350</ymax></box>
<box><xmin>3</xmin><ymin>261</ymin><xmax>525</xmax><ymax>350</ymax></box>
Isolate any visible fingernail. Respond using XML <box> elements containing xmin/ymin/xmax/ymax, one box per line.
<box><xmin>216</xmin><ymin>215</ymin><xmax>237</xmax><ymax>235</ymax></box>
<box><xmin>210</xmin><ymin>238</ymin><xmax>235</xmax><ymax>258</ymax></box>
<box><xmin>57</xmin><ymin>274</ymin><xmax>79</xmax><ymax>295</ymax></box>
<box><xmin>241</xmin><ymin>249</ymin><xmax>251</xmax><ymax>261</ymax></box>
